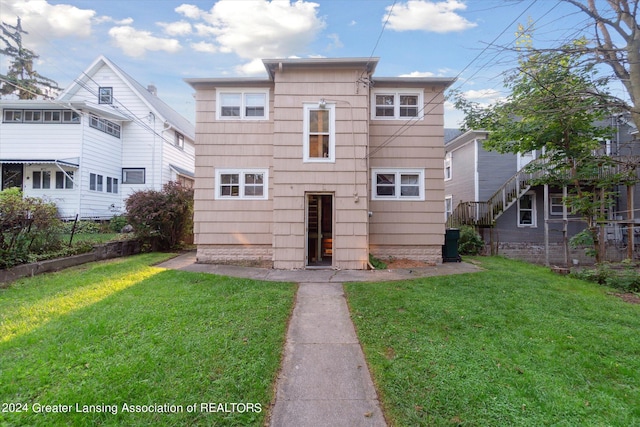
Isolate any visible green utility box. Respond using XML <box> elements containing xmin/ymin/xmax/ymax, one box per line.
<box><xmin>442</xmin><ymin>228</ymin><xmax>462</xmax><ymax>262</ymax></box>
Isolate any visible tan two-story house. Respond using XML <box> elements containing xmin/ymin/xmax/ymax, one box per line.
<box><xmin>186</xmin><ymin>57</ymin><xmax>454</xmax><ymax>269</ymax></box>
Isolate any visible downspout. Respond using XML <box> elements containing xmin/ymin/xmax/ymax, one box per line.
<box><xmin>77</xmin><ymin>113</ymin><xmax>85</xmax><ymax>219</ymax></box>
<box><xmin>149</xmin><ymin>112</ymin><xmax>155</xmax><ymax>189</ymax></box>
<box><xmin>161</xmin><ymin>121</ymin><xmax>171</xmax><ymax>187</ymax></box>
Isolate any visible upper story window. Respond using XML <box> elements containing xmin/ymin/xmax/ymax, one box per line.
<box><xmin>217</xmin><ymin>89</ymin><xmax>269</xmax><ymax>120</ymax></box>
<box><xmin>215</xmin><ymin>169</ymin><xmax>268</xmax><ymax>200</ymax></box>
<box><xmin>444</xmin><ymin>152</ymin><xmax>452</xmax><ymax>180</ymax></box>
<box><xmin>89</xmin><ymin>115</ymin><xmax>121</xmax><ymax>138</ymax></box>
<box><xmin>372</xmin><ymin>169</ymin><xmax>425</xmax><ymax>201</ymax></box>
<box><xmin>99</xmin><ymin>87</ymin><xmax>113</xmax><ymax>104</ymax></box>
<box><xmin>372</xmin><ymin>90</ymin><xmax>423</xmax><ymax>120</ymax></box>
<box><xmin>303</xmin><ymin>103</ymin><xmax>335</xmax><ymax>163</ymax></box>
<box><xmin>3</xmin><ymin>109</ymin><xmax>80</xmax><ymax>124</ymax></box>
<box><xmin>175</xmin><ymin>132</ymin><xmax>184</xmax><ymax>149</ymax></box>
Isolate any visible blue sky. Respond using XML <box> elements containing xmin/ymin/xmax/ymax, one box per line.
<box><xmin>0</xmin><ymin>0</ymin><xmax>607</xmax><ymax>127</ymax></box>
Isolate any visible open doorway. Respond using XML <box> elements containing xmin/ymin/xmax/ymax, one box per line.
<box><xmin>306</xmin><ymin>193</ymin><xmax>333</xmax><ymax>267</ymax></box>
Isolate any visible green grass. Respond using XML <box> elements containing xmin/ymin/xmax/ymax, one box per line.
<box><xmin>345</xmin><ymin>256</ymin><xmax>640</xmax><ymax>426</ymax></box>
<box><xmin>0</xmin><ymin>253</ymin><xmax>296</xmax><ymax>426</ymax></box>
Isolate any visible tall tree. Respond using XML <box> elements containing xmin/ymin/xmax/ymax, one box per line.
<box><xmin>561</xmin><ymin>0</ymin><xmax>639</xmax><ymax>128</ymax></box>
<box><xmin>454</xmin><ymin>41</ymin><xmax>636</xmax><ymax>262</ymax></box>
<box><xmin>0</xmin><ymin>17</ymin><xmax>60</xmax><ymax>99</ymax></box>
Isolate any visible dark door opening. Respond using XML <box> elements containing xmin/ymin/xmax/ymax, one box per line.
<box><xmin>307</xmin><ymin>194</ymin><xmax>333</xmax><ymax>267</ymax></box>
<box><xmin>2</xmin><ymin>163</ymin><xmax>23</xmax><ymax>190</ymax></box>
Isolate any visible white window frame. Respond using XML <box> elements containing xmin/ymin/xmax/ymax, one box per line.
<box><xmin>215</xmin><ymin>169</ymin><xmax>269</xmax><ymax>200</ymax></box>
<box><xmin>517</xmin><ymin>191</ymin><xmax>537</xmax><ymax>227</ymax></box>
<box><xmin>303</xmin><ymin>102</ymin><xmax>335</xmax><ymax>163</ymax></box>
<box><xmin>99</xmin><ymin>87</ymin><xmax>113</xmax><ymax>104</ymax></box>
<box><xmin>550</xmin><ymin>194</ymin><xmax>572</xmax><ymax>216</ymax></box>
<box><xmin>55</xmin><ymin>171</ymin><xmax>74</xmax><ymax>189</ymax></box>
<box><xmin>444</xmin><ymin>152</ymin><xmax>452</xmax><ymax>181</ymax></box>
<box><xmin>32</xmin><ymin>170</ymin><xmax>51</xmax><ymax>189</ymax></box>
<box><xmin>371</xmin><ymin>89</ymin><xmax>423</xmax><ymax>120</ymax></box>
<box><xmin>216</xmin><ymin>89</ymin><xmax>269</xmax><ymax>120</ymax></box>
<box><xmin>175</xmin><ymin>132</ymin><xmax>184</xmax><ymax>149</ymax></box>
<box><xmin>445</xmin><ymin>195</ymin><xmax>453</xmax><ymax>220</ymax></box>
<box><xmin>107</xmin><ymin>176</ymin><xmax>119</xmax><ymax>194</ymax></box>
<box><xmin>371</xmin><ymin>168</ymin><xmax>425</xmax><ymax>201</ymax></box>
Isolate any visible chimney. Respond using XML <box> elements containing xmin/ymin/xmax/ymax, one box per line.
<box><xmin>147</xmin><ymin>84</ymin><xmax>157</xmax><ymax>96</ymax></box>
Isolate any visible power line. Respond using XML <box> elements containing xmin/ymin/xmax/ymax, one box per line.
<box><xmin>367</xmin><ymin>0</ymin><xmax>545</xmax><ymax>159</ymax></box>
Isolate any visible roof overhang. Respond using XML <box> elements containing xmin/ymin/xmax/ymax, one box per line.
<box><xmin>262</xmin><ymin>57</ymin><xmax>379</xmax><ymax>81</ymax></box>
<box><xmin>0</xmin><ymin>99</ymin><xmax>130</xmax><ymax>121</ymax></box>
<box><xmin>184</xmin><ymin>77</ymin><xmax>272</xmax><ymax>90</ymax></box>
<box><xmin>1</xmin><ymin>158</ymin><xmax>80</xmax><ymax>168</ymax></box>
<box><xmin>372</xmin><ymin>77</ymin><xmax>457</xmax><ymax>89</ymax></box>
<box><xmin>170</xmin><ymin>163</ymin><xmax>195</xmax><ymax>178</ymax></box>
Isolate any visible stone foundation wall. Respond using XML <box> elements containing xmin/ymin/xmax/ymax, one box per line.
<box><xmin>488</xmin><ymin>242</ymin><xmax>636</xmax><ymax>266</ymax></box>
<box><xmin>487</xmin><ymin>242</ymin><xmax>594</xmax><ymax>266</ymax></box>
<box><xmin>370</xmin><ymin>246</ymin><xmax>442</xmax><ymax>265</ymax></box>
<box><xmin>196</xmin><ymin>245</ymin><xmax>273</xmax><ymax>265</ymax></box>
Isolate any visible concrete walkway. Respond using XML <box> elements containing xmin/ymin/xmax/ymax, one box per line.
<box><xmin>269</xmin><ymin>282</ymin><xmax>386</xmax><ymax>426</ymax></box>
<box><xmin>157</xmin><ymin>252</ymin><xmax>481</xmax><ymax>426</ymax></box>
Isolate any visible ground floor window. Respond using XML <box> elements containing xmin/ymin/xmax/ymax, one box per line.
<box><xmin>55</xmin><ymin>171</ymin><xmax>74</xmax><ymax>189</ymax></box>
<box><xmin>445</xmin><ymin>196</ymin><xmax>453</xmax><ymax>220</ymax></box>
<box><xmin>32</xmin><ymin>171</ymin><xmax>51</xmax><ymax>189</ymax></box>
<box><xmin>215</xmin><ymin>169</ymin><xmax>268</xmax><ymax>200</ymax></box>
<box><xmin>518</xmin><ymin>192</ymin><xmax>536</xmax><ymax>227</ymax></box>
<box><xmin>371</xmin><ymin>169</ymin><xmax>424</xmax><ymax>200</ymax></box>
<box><xmin>122</xmin><ymin>168</ymin><xmax>145</xmax><ymax>184</ymax></box>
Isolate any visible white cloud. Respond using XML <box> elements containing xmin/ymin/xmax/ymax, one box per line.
<box><xmin>158</xmin><ymin>20</ymin><xmax>192</xmax><ymax>36</ymax></box>
<box><xmin>191</xmin><ymin>41</ymin><xmax>218</xmax><ymax>53</ymax></box>
<box><xmin>0</xmin><ymin>0</ymin><xmax>95</xmax><ymax>46</ymax></box>
<box><xmin>399</xmin><ymin>71</ymin><xmax>436</xmax><ymax>77</ymax></box>
<box><xmin>179</xmin><ymin>0</ymin><xmax>325</xmax><ymax>59</ymax></box>
<box><xmin>94</xmin><ymin>16</ymin><xmax>134</xmax><ymax>25</ymax></box>
<box><xmin>235</xmin><ymin>58</ymin><xmax>267</xmax><ymax>75</ymax></box>
<box><xmin>326</xmin><ymin>33</ymin><xmax>343</xmax><ymax>50</ymax></box>
<box><xmin>386</xmin><ymin>0</ymin><xmax>476</xmax><ymax>33</ymax></box>
<box><xmin>108</xmin><ymin>26</ymin><xmax>182</xmax><ymax>57</ymax></box>
<box><xmin>463</xmin><ymin>89</ymin><xmax>502</xmax><ymax>100</ymax></box>
<box><xmin>175</xmin><ymin>4</ymin><xmax>205</xmax><ymax>20</ymax></box>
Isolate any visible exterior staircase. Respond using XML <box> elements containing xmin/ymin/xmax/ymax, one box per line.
<box><xmin>448</xmin><ymin>162</ymin><xmax>546</xmax><ymax>228</ymax></box>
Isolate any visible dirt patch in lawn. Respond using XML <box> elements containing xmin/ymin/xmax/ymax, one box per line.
<box><xmin>611</xmin><ymin>292</ymin><xmax>640</xmax><ymax>305</ymax></box>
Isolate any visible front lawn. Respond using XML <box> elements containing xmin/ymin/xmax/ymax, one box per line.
<box><xmin>346</xmin><ymin>256</ymin><xmax>640</xmax><ymax>426</ymax></box>
<box><xmin>0</xmin><ymin>253</ymin><xmax>296</xmax><ymax>426</ymax></box>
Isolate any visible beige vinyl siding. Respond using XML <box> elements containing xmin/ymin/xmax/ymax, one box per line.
<box><xmin>271</xmin><ymin>68</ymin><xmax>370</xmax><ymax>269</ymax></box>
<box><xmin>193</xmin><ymin>85</ymin><xmax>274</xmax><ymax>261</ymax></box>
<box><xmin>369</xmin><ymin>86</ymin><xmax>446</xmax><ymax>260</ymax></box>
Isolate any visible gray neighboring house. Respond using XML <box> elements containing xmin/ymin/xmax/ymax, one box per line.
<box><xmin>444</xmin><ymin>117</ymin><xmax>640</xmax><ymax>265</ymax></box>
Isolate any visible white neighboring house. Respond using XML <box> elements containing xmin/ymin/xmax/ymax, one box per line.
<box><xmin>0</xmin><ymin>55</ymin><xmax>195</xmax><ymax>219</ymax></box>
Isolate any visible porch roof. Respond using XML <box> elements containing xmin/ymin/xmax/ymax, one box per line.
<box><xmin>1</xmin><ymin>159</ymin><xmax>80</xmax><ymax>168</ymax></box>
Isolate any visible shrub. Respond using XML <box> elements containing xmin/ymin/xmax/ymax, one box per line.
<box><xmin>457</xmin><ymin>225</ymin><xmax>484</xmax><ymax>255</ymax></box>
<box><xmin>0</xmin><ymin>188</ymin><xmax>62</xmax><ymax>269</ymax></box>
<box><xmin>571</xmin><ymin>261</ymin><xmax>640</xmax><ymax>293</ymax></box>
<box><xmin>125</xmin><ymin>182</ymin><xmax>194</xmax><ymax>250</ymax></box>
<box><xmin>109</xmin><ymin>214</ymin><xmax>128</xmax><ymax>233</ymax></box>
